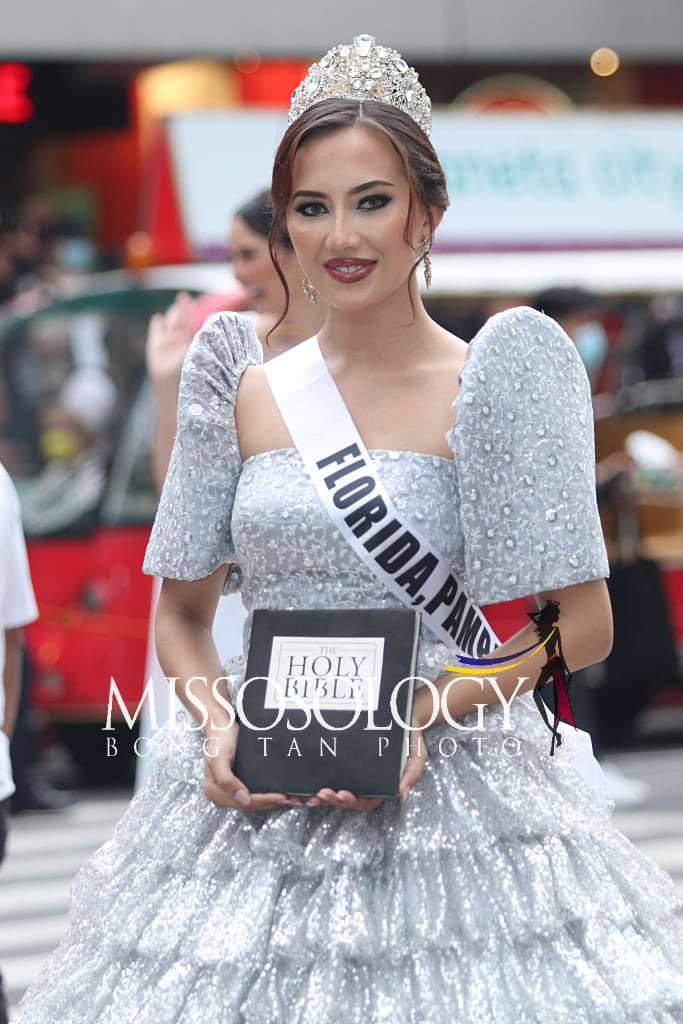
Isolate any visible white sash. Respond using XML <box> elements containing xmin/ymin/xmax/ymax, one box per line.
<box><xmin>263</xmin><ymin>337</ymin><xmax>500</xmax><ymax>657</ymax></box>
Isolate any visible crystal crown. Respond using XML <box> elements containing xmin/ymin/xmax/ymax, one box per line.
<box><xmin>288</xmin><ymin>34</ymin><xmax>432</xmax><ymax>137</ymax></box>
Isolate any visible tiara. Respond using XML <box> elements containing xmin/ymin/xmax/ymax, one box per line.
<box><xmin>288</xmin><ymin>34</ymin><xmax>432</xmax><ymax>137</ymax></box>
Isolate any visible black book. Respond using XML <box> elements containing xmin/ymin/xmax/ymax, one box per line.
<box><xmin>234</xmin><ymin>608</ymin><xmax>421</xmax><ymax>798</ymax></box>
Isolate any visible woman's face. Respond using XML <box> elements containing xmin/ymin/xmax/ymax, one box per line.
<box><xmin>286</xmin><ymin>126</ymin><xmax>428</xmax><ymax>315</ymax></box>
<box><xmin>229</xmin><ymin>215</ymin><xmax>283</xmax><ymax>315</ymax></box>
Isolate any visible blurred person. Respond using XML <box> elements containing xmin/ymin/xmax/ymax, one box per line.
<box><xmin>1</xmin><ymin>193</ymin><xmax>99</xmax><ymax>314</ymax></box>
<box><xmin>20</xmin><ymin>366</ymin><xmax>116</xmax><ymax>536</ymax></box>
<box><xmin>229</xmin><ymin>188</ymin><xmax>287</xmax><ymax>336</ymax></box>
<box><xmin>533</xmin><ymin>288</ymin><xmax>649</xmax><ymax>808</ymax></box>
<box><xmin>3</xmin><ymin>193</ymin><xmax>58</xmax><ymax>302</ymax></box>
<box><xmin>7</xmin><ymin>314</ymin><xmax>112</xmax><ymax>809</ymax></box>
<box><xmin>595</xmin><ymin>441</ymin><xmax>681</xmax><ymax>756</ymax></box>
<box><xmin>9</xmin><ymin>645</ymin><xmax>79</xmax><ymax>814</ymax></box>
<box><xmin>136</xmin><ymin>189</ymin><xmax>325</xmax><ymax>789</ymax></box>
<box><xmin>638</xmin><ymin>294</ymin><xmax>683</xmax><ymax>380</ymax></box>
<box><xmin>0</xmin><ymin>460</ymin><xmax>38</xmax><ymax>1023</ymax></box>
<box><xmin>45</xmin><ymin>219</ymin><xmax>97</xmax><ymax>281</ymax></box>
<box><xmin>0</xmin><ymin>232</ymin><xmax>15</xmax><ymax>306</ymax></box>
<box><xmin>533</xmin><ymin>286</ymin><xmax>608</xmax><ymax>391</ymax></box>
<box><xmin>0</xmin><ymin>316</ymin><xmax>74</xmax><ymax>477</ymax></box>
<box><xmin>6</xmin><ymin>194</ymin><xmax>54</xmax><ymax>283</ymax></box>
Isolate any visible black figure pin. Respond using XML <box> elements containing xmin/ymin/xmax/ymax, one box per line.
<box><xmin>530</xmin><ymin>600</ymin><xmax>575</xmax><ymax>755</ymax></box>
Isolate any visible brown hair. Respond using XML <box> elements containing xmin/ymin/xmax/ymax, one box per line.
<box><xmin>234</xmin><ymin>188</ymin><xmax>293</xmax><ymax>251</ymax></box>
<box><xmin>267</xmin><ymin>97</ymin><xmax>449</xmax><ymax>334</ymax></box>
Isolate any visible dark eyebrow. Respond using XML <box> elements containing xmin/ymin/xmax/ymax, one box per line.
<box><xmin>292</xmin><ymin>180</ymin><xmax>395</xmax><ymax>200</ymax></box>
<box><xmin>350</xmin><ymin>179</ymin><xmax>395</xmax><ymax>195</ymax></box>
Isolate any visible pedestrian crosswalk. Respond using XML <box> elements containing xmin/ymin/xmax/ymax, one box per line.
<box><xmin>2</xmin><ymin>793</ymin><xmax>131</xmax><ymax>1020</ymax></box>
<box><xmin>2</xmin><ymin>751</ymin><xmax>683</xmax><ymax>1020</ymax></box>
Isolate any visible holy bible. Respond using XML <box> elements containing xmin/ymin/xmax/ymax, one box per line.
<box><xmin>233</xmin><ymin>608</ymin><xmax>421</xmax><ymax>798</ymax></box>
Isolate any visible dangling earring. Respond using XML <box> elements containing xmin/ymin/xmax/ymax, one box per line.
<box><xmin>301</xmin><ymin>273</ymin><xmax>317</xmax><ymax>304</ymax></box>
<box><xmin>422</xmin><ymin>235</ymin><xmax>432</xmax><ymax>290</ymax></box>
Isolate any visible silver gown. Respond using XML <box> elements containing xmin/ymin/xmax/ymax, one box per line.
<box><xmin>16</xmin><ymin>308</ymin><xmax>683</xmax><ymax>1023</ymax></box>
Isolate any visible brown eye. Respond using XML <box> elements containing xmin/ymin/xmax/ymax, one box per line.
<box><xmin>358</xmin><ymin>194</ymin><xmax>391</xmax><ymax>211</ymax></box>
<box><xmin>294</xmin><ymin>201</ymin><xmax>327</xmax><ymax>217</ymax></box>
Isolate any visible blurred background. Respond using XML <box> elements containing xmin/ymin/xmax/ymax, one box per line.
<box><xmin>1</xmin><ymin>0</ymin><xmax>683</xmax><ymax>1013</ymax></box>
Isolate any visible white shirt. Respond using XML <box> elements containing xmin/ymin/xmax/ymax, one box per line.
<box><xmin>0</xmin><ymin>463</ymin><xmax>38</xmax><ymax>800</ymax></box>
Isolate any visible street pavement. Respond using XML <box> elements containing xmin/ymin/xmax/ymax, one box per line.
<box><xmin>2</xmin><ymin>748</ymin><xmax>683</xmax><ymax>1020</ymax></box>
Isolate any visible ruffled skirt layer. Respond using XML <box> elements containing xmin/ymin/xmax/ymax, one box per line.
<box><xmin>16</xmin><ymin>693</ymin><xmax>683</xmax><ymax>1023</ymax></box>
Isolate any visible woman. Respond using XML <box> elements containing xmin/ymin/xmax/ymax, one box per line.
<box><xmin>17</xmin><ymin>37</ymin><xmax>683</xmax><ymax>1024</ymax></box>
<box><xmin>146</xmin><ymin>188</ymin><xmax>325</xmax><ymax>490</ymax></box>
<box><xmin>228</xmin><ymin>186</ymin><xmax>326</xmax><ymax>351</ymax></box>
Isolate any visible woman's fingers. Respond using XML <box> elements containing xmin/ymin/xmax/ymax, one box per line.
<box><xmin>204</xmin><ymin>758</ymin><xmax>248</xmax><ymax>808</ymax></box>
<box><xmin>204</xmin><ymin>740</ymin><xmax>254</xmax><ymax>809</ymax></box>
<box><xmin>398</xmin><ymin>729</ymin><xmax>428</xmax><ymax>801</ymax></box>
<box><xmin>204</xmin><ymin>748</ymin><xmax>303</xmax><ymax>811</ymax></box>
<box><xmin>234</xmin><ymin>791</ymin><xmax>290</xmax><ymax>811</ymax></box>
<box><xmin>165</xmin><ymin>292</ymin><xmax>197</xmax><ymax>343</ymax></box>
<box><xmin>146</xmin><ymin>292</ymin><xmax>197</xmax><ymax>384</ymax></box>
<box><xmin>398</xmin><ymin>756</ymin><xmax>424</xmax><ymax>801</ymax></box>
<box><xmin>204</xmin><ymin>771</ymin><xmax>293</xmax><ymax>811</ymax></box>
<box><xmin>307</xmin><ymin>788</ymin><xmax>383</xmax><ymax>811</ymax></box>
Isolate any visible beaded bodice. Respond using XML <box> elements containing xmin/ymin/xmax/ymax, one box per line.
<box><xmin>143</xmin><ymin>306</ymin><xmax>609</xmax><ymax>656</ymax></box>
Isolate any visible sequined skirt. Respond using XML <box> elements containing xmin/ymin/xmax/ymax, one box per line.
<box><xmin>15</xmin><ymin>689</ymin><xmax>683</xmax><ymax>1024</ymax></box>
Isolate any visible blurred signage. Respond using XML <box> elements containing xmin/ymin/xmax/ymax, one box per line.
<box><xmin>167</xmin><ymin>110</ymin><xmax>288</xmax><ymax>255</ymax></box>
<box><xmin>0</xmin><ymin>63</ymin><xmax>34</xmax><ymax>123</ymax></box>
<box><xmin>165</xmin><ymin>110</ymin><xmax>683</xmax><ymax>255</ymax></box>
<box><xmin>431</xmin><ymin>112</ymin><xmax>683</xmax><ymax>250</ymax></box>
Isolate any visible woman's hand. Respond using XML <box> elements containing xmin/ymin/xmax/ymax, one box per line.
<box><xmin>305</xmin><ymin>725</ymin><xmax>428</xmax><ymax>811</ymax></box>
<box><xmin>146</xmin><ymin>291</ymin><xmax>197</xmax><ymax>391</ymax></box>
<box><xmin>146</xmin><ymin>293</ymin><xmax>199</xmax><ymax>490</ymax></box>
<box><xmin>203</xmin><ymin>722</ymin><xmax>302</xmax><ymax>811</ymax></box>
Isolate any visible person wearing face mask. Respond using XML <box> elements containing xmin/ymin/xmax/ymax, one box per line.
<box><xmin>20</xmin><ymin>367</ymin><xmax>116</xmax><ymax>537</ymax></box>
<box><xmin>532</xmin><ymin>287</ymin><xmax>609</xmax><ymax>391</ymax></box>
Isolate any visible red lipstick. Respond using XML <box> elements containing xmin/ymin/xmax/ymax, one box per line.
<box><xmin>324</xmin><ymin>258</ymin><xmax>377</xmax><ymax>284</ymax></box>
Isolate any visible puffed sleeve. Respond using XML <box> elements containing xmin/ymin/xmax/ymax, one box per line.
<box><xmin>142</xmin><ymin>312</ymin><xmax>262</xmax><ymax>581</ymax></box>
<box><xmin>447</xmin><ymin>306</ymin><xmax>609</xmax><ymax>605</ymax></box>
